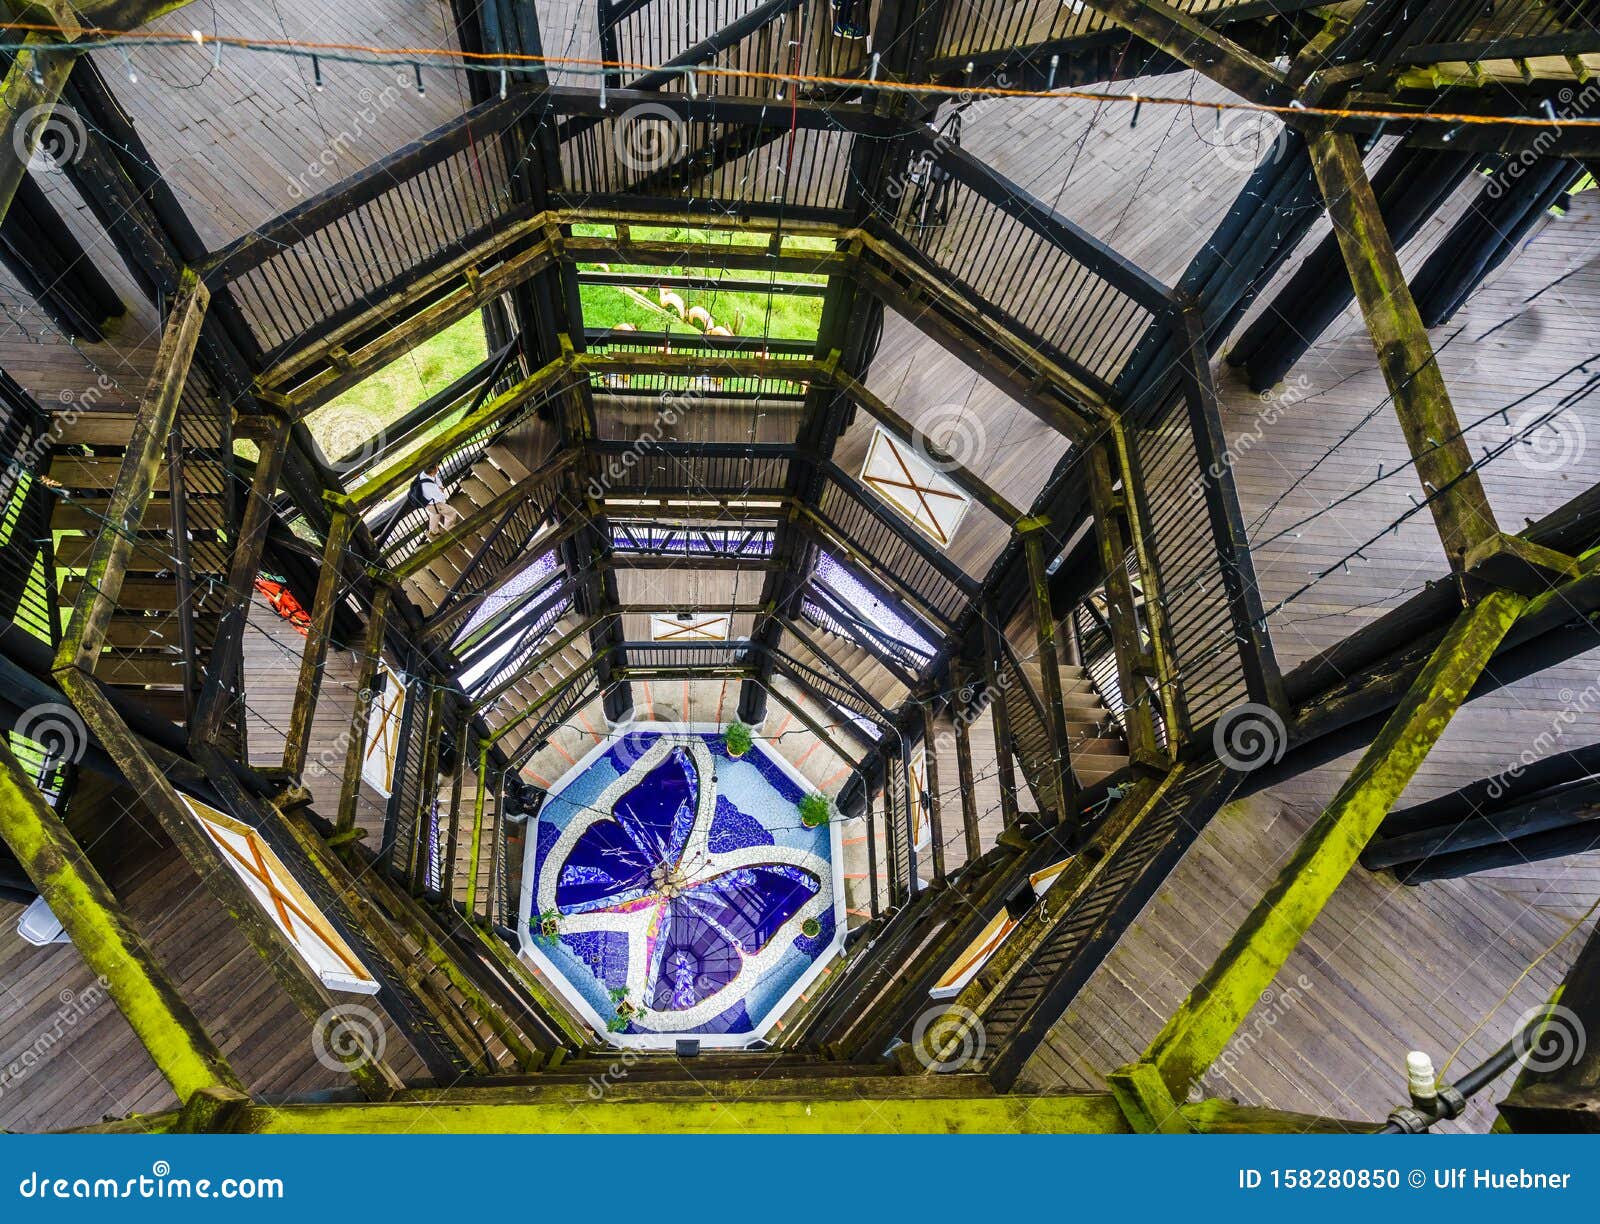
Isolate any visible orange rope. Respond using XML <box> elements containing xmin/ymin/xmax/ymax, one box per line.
<box><xmin>8</xmin><ymin>20</ymin><xmax>1599</xmax><ymax>131</ymax></box>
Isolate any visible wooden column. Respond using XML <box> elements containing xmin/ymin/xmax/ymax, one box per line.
<box><xmin>1113</xmin><ymin>588</ymin><xmax>1527</xmax><ymax>1130</ymax></box>
<box><xmin>0</xmin><ymin>31</ymin><xmax>77</xmax><ymax>225</ymax></box>
<box><xmin>464</xmin><ymin>740</ymin><xmax>493</xmax><ymax>920</ymax></box>
<box><xmin>1086</xmin><ymin>444</ymin><xmax>1162</xmax><ymax>764</ymax></box>
<box><xmin>1021</xmin><ymin>521</ymin><xmax>1075</xmax><ymax>822</ymax></box>
<box><xmin>0</xmin><ymin>738</ymin><xmax>243</xmax><ymax>1103</ymax></box>
<box><xmin>55</xmin><ymin>269</ymin><xmax>207</xmax><ymax>674</ymax></box>
<box><xmin>283</xmin><ymin>510</ymin><xmax>356</xmax><ymax>777</ymax></box>
<box><xmin>408</xmin><ymin>685</ymin><xmax>448</xmax><ymax>895</ymax></box>
<box><xmin>982</xmin><ymin>613</ymin><xmax>1021</xmax><ymax>829</ymax></box>
<box><xmin>863</xmin><ymin>787</ymin><xmax>880</xmax><ymax>918</ymax></box>
<box><xmin>920</xmin><ymin>700</ymin><xmax>947</xmax><ymax>885</ymax></box>
<box><xmin>950</xmin><ymin>661</ymin><xmax>983</xmax><ymax>864</ymax></box>
<box><xmin>191</xmin><ymin>413</ymin><xmax>290</xmax><ymax>750</ymax></box>
<box><xmin>1308</xmin><ymin>130</ymin><xmax>1499</xmax><ymax>571</ymax></box>
<box><xmin>335</xmin><ymin>584</ymin><xmax>391</xmax><ymax>836</ymax></box>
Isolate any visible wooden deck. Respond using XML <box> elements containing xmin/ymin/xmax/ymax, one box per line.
<box><xmin>0</xmin><ymin>789</ymin><xmax>425</xmax><ymax>1133</ymax></box>
<box><xmin>1013</xmin><ymin>175</ymin><xmax>1600</xmax><ymax>1128</ymax></box>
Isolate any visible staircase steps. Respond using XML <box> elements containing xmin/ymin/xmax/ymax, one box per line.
<box><xmin>396</xmin><ymin>446</ymin><xmax>534</xmax><ymax>617</ymax></box>
<box><xmin>45</xmin><ymin>407</ymin><xmax>232</xmax><ymax>722</ymax></box>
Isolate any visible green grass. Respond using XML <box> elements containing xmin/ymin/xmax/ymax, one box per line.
<box><xmin>304</xmin><ymin>314</ymin><xmax>488</xmax><ymax>464</ymax></box>
<box><xmin>574</xmin><ymin>222</ymin><xmax>829</xmax><ymax>343</ymax></box>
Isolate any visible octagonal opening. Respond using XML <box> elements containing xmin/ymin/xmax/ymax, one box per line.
<box><xmin>518</xmin><ymin>722</ymin><xmax>845</xmax><ymax>1048</ymax></box>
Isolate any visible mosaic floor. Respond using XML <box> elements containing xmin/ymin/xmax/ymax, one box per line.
<box><xmin>518</xmin><ymin>725</ymin><xmax>844</xmax><ymax>1047</ymax></box>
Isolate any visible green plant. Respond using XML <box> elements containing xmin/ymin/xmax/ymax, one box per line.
<box><xmin>532</xmin><ymin>908</ymin><xmax>561</xmax><ymax>947</ymax></box>
<box><xmin>723</xmin><ymin>720</ymin><xmax>753</xmax><ymax>758</ymax></box>
<box><xmin>801</xmin><ymin>917</ymin><xmax>822</xmax><ymax>939</ymax></box>
<box><xmin>799</xmin><ymin>792</ymin><xmax>831</xmax><ymax>828</ymax></box>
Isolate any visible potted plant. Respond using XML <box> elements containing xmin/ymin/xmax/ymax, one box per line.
<box><xmin>532</xmin><ymin>908</ymin><xmax>561</xmax><ymax>947</ymax></box>
<box><xmin>798</xmin><ymin>792</ymin><xmax>831</xmax><ymax>829</ymax></box>
<box><xmin>801</xmin><ymin>917</ymin><xmax>822</xmax><ymax>940</ymax></box>
<box><xmin>608</xmin><ymin>985</ymin><xmax>640</xmax><ymax>1032</ymax></box>
<box><xmin>723</xmin><ymin>720</ymin><xmax>753</xmax><ymax>758</ymax></box>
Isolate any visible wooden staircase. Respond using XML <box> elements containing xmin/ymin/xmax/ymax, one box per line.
<box><xmin>393</xmin><ymin>444</ymin><xmax>534</xmax><ymax>616</ymax></box>
<box><xmin>46</xmin><ymin>407</ymin><xmax>231</xmax><ymax>723</ymax></box>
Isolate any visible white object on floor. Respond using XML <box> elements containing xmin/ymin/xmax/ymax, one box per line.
<box><xmin>17</xmin><ymin>895</ymin><xmax>72</xmax><ymax>946</ymax></box>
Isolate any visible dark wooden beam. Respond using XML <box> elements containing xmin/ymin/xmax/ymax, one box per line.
<box><xmin>1307</xmin><ymin>129</ymin><xmax>1500</xmax><ymax>572</ymax></box>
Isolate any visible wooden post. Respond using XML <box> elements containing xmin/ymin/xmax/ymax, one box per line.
<box><xmin>1020</xmin><ymin>522</ymin><xmax>1075</xmax><ymax>822</ymax></box>
<box><xmin>0</xmin><ymin>737</ymin><xmax>243</xmax><ymax>1103</ymax></box>
<box><xmin>283</xmin><ymin>510</ymin><xmax>356</xmax><ymax>778</ymax></box>
<box><xmin>465</xmin><ymin>741</ymin><xmax>492</xmax><ymax>920</ymax></box>
<box><xmin>409</xmin><ymin>685</ymin><xmax>447</xmax><ymax>895</ymax></box>
<box><xmin>54</xmin><ymin>269</ymin><xmax>207</xmax><ymax>674</ymax></box>
<box><xmin>191</xmin><ymin>413</ymin><xmax>290</xmax><ymax>750</ymax></box>
<box><xmin>1113</xmin><ymin>588</ymin><xmax>1527</xmax><ymax>1129</ymax></box>
<box><xmin>1308</xmin><ymin>130</ymin><xmax>1500</xmax><ymax>572</ymax></box>
<box><xmin>442</xmin><ymin>712</ymin><xmax>468</xmax><ymax>901</ymax></box>
<box><xmin>982</xmin><ymin>613</ymin><xmax>1021</xmax><ymax>829</ymax></box>
<box><xmin>1086</xmin><ymin>444</ymin><xmax>1163</xmax><ymax>764</ymax></box>
<box><xmin>0</xmin><ymin>31</ymin><xmax>78</xmax><ymax>225</ymax></box>
<box><xmin>950</xmin><ymin>660</ymin><xmax>983</xmax><ymax>864</ymax></box>
<box><xmin>335</xmin><ymin>584</ymin><xmax>391</xmax><ymax>836</ymax></box>
<box><xmin>864</xmin><ymin>787</ymin><xmax>880</xmax><ymax>919</ymax></box>
<box><xmin>57</xmin><ymin>670</ymin><xmax>405</xmax><ymax>1097</ymax></box>
<box><xmin>920</xmin><ymin>700</ymin><xmax>947</xmax><ymax>885</ymax></box>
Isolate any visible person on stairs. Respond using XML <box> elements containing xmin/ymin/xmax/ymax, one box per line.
<box><xmin>420</xmin><ymin>465</ymin><xmax>460</xmax><ymax>538</ymax></box>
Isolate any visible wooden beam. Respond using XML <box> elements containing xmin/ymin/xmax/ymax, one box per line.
<box><xmin>1072</xmin><ymin>0</ymin><xmax>1288</xmax><ymax>105</ymax></box>
<box><xmin>1308</xmin><ymin>129</ymin><xmax>1500</xmax><ymax>572</ymax></box>
<box><xmin>1116</xmin><ymin>588</ymin><xmax>1527</xmax><ymax>1127</ymax></box>
<box><xmin>54</xmin><ymin>269</ymin><xmax>207</xmax><ymax>673</ymax></box>
<box><xmin>335</xmin><ymin>584</ymin><xmax>390</xmax><ymax>836</ymax></box>
<box><xmin>950</xmin><ymin>661</ymin><xmax>984</xmax><ymax>864</ymax></box>
<box><xmin>205</xmin><ymin>1081</ymin><xmax>1132</xmax><ymax>1134</ymax></box>
<box><xmin>921</xmin><ymin>701</ymin><xmax>947</xmax><ymax>884</ymax></box>
<box><xmin>0</xmin><ymin>31</ymin><xmax>77</xmax><ymax>225</ymax></box>
<box><xmin>829</xmin><ymin>364</ymin><xmax>1025</xmax><ymax>523</ymax></box>
<box><xmin>0</xmin><ymin>737</ymin><xmax>243</xmax><ymax>1103</ymax></box>
<box><xmin>283</xmin><ymin>511</ymin><xmax>356</xmax><ymax>778</ymax></box>
<box><xmin>56</xmin><ymin>669</ymin><xmax>405</xmax><ymax>1097</ymax></box>
<box><xmin>1022</xmin><ymin>522</ymin><xmax>1075</xmax><ymax>821</ymax></box>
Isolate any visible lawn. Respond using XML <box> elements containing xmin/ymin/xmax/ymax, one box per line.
<box><xmin>303</xmin><ymin>313</ymin><xmax>489</xmax><ymax>464</ymax></box>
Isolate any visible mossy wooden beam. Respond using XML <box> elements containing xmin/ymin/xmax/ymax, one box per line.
<box><xmin>1308</xmin><ymin>130</ymin><xmax>1500</xmax><ymax>572</ymax></box>
<box><xmin>949</xmin><ymin>662</ymin><xmax>983</xmax><ymax>863</ymax></box>
<box><xmin>0</xmin><ymin>30</ymin><xmax>77</xmax><ymax>225</ymax></box>
<box><xmin>0</xmin><ymin>737</ymin><xmax>244</xmax><ymax>1104</ymax></box>
<box><xmin>283</xmin><ymin>510</ymin><xmax>356</xmax><ymax>778</ymax></box>
<box><xmin>54</xmin><ymin>268</ymin><xmax>207</xmax><ymax>673</ymax></box>
<box><xmin>212</xmin><ymin>1082</ymin><xmax>1134</xmax><ymax>1134</ymax></box>
<box><xmin>1119</xmin><ymin>588</ymin><xmax>1527</xmax><ymax>1123</ymax></box>
<box><xmin>57</xmin><ymin>669</ymin><xmax>406</xmax><ymax>1097</ymax></box>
